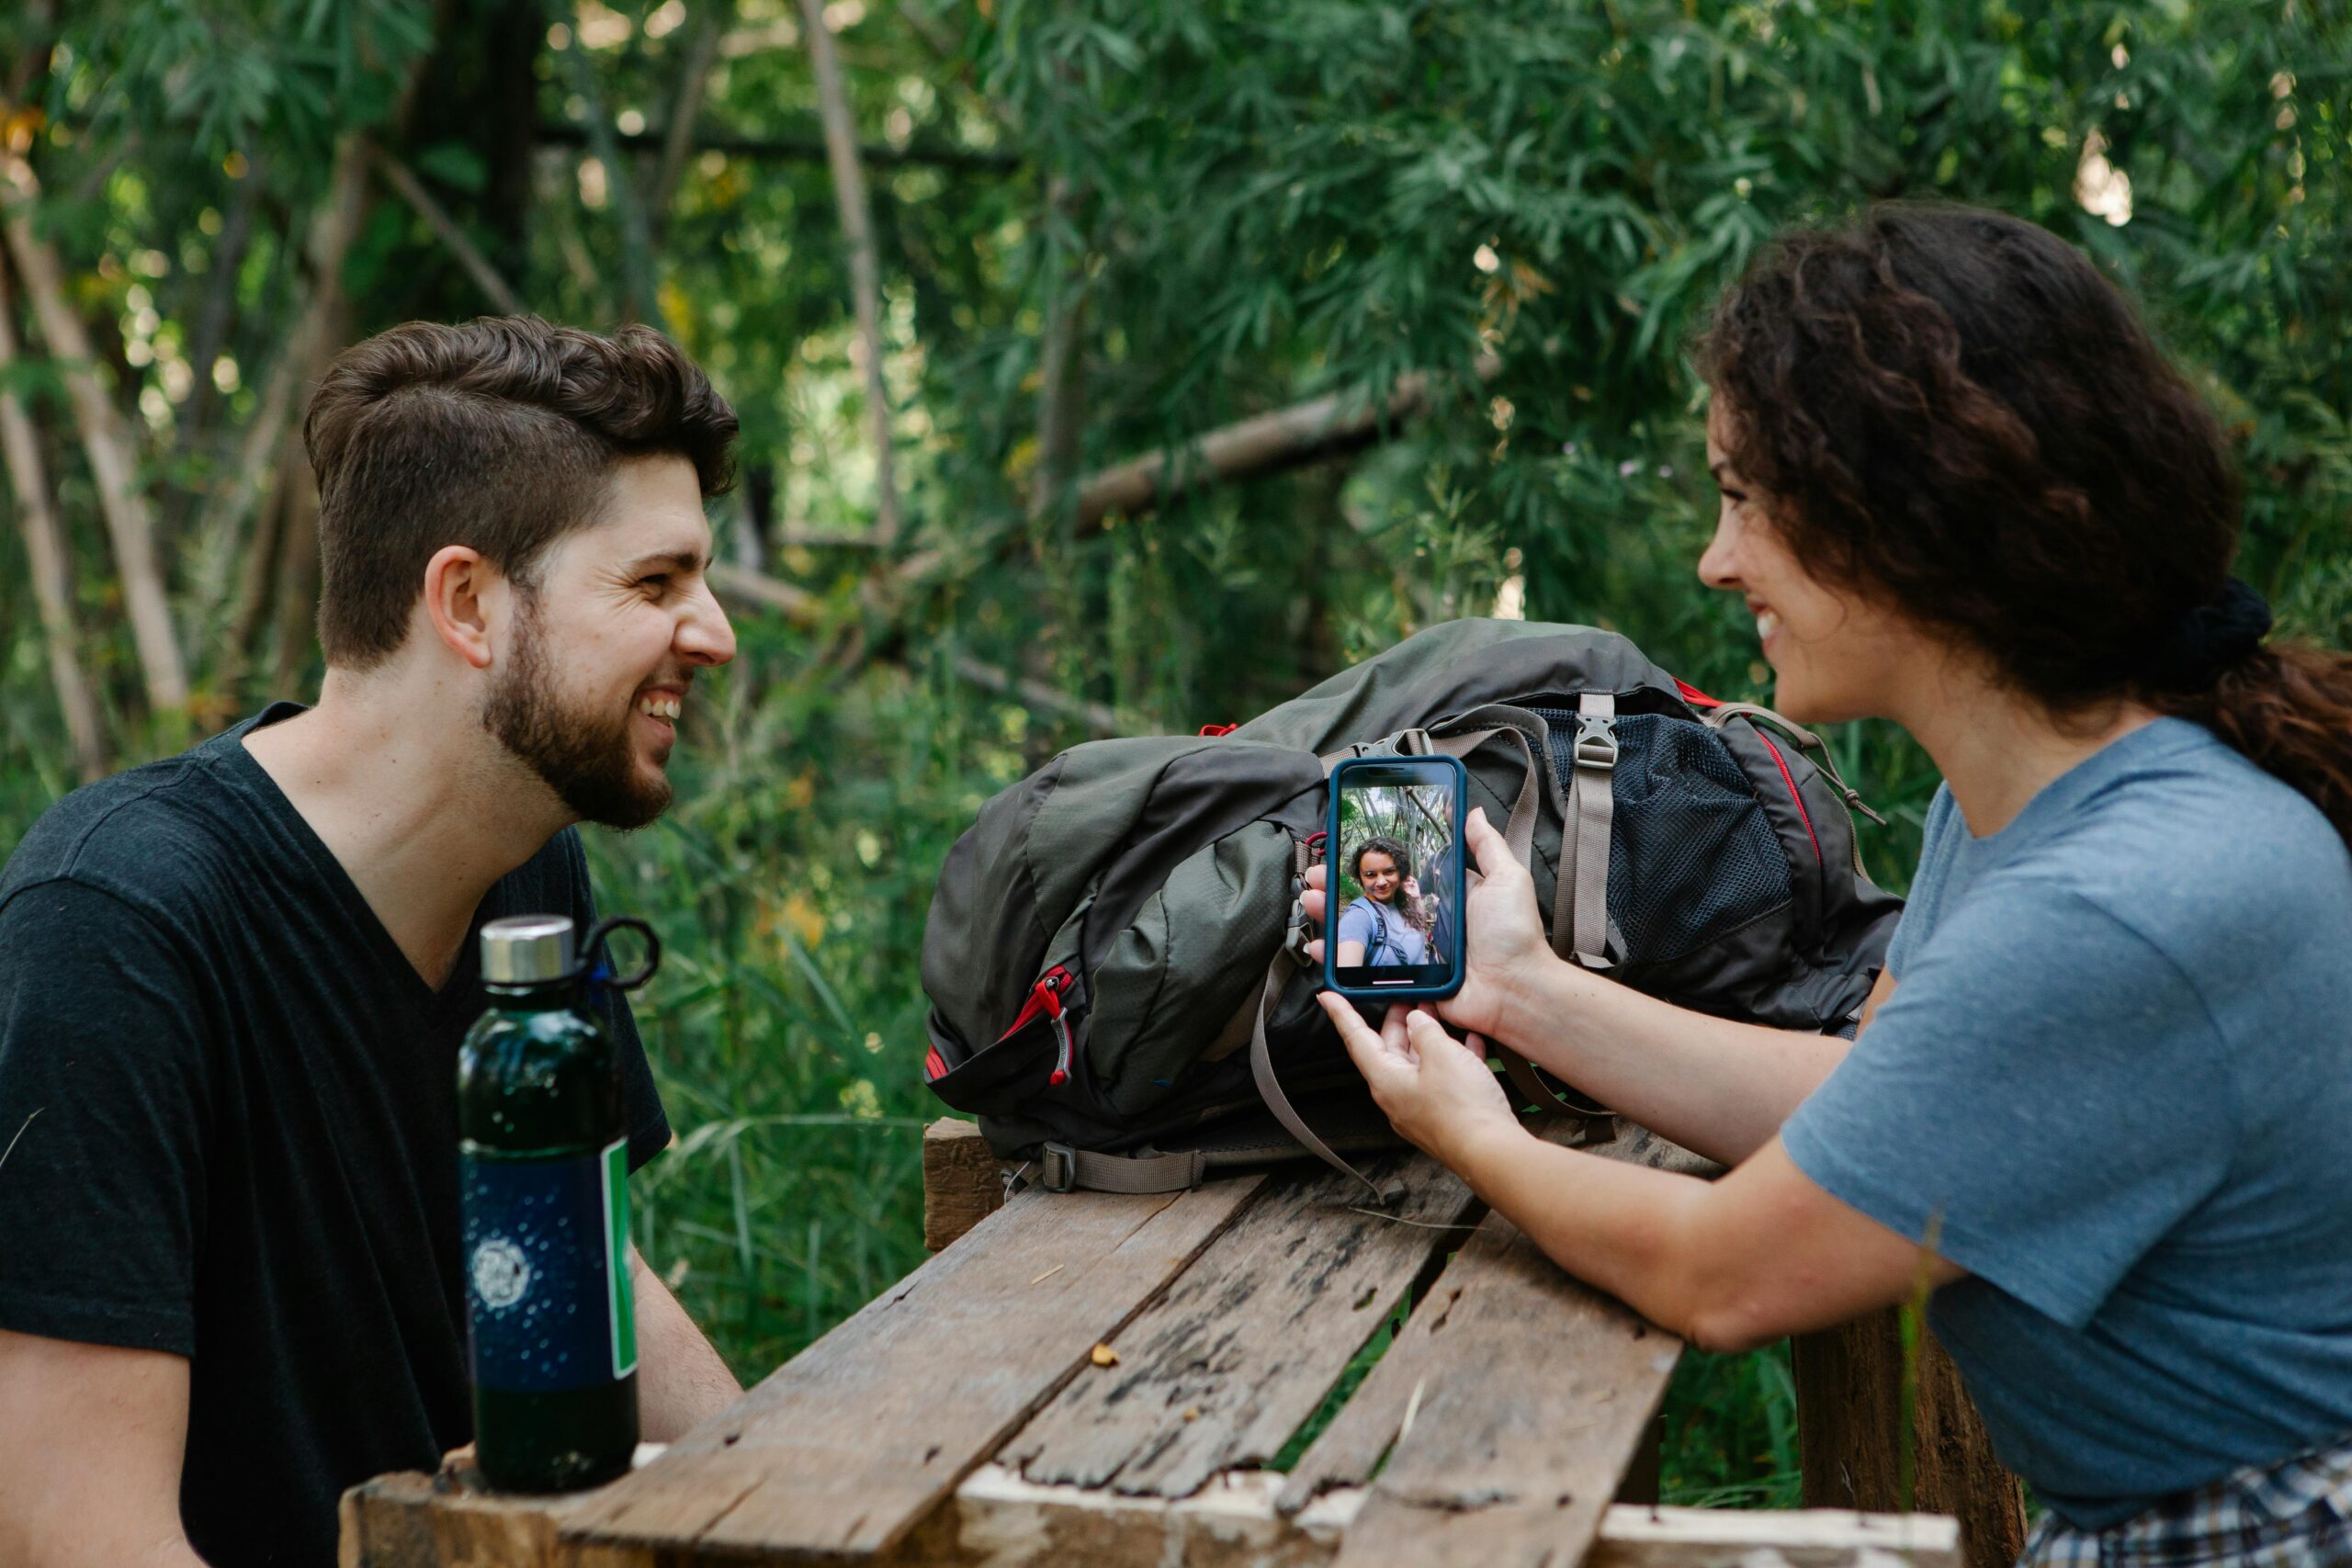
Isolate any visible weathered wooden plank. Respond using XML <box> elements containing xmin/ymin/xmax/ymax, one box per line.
<box><xmin>562</xmin><ymin>1173</ymin><xmax>1270</xmax><ymax>1560</ymax></box>
<box><xmin>922</xmin><ymin>1117</ymin><xmax>1012</xmax><ymax>1252</ymax></box>
<box><xmin>1793</xmin><ymin>1311</ymin><xmax>2027</xmax><ymax>1568</ymax></box>
<box><xmin>1001</xmin><ymin>1149</ymin><xmax>1476</xmax><ymax>1498</ymax></box>
<box><xmin>951</xmin><ymin>1464</ymin><xmax>1961</xmax><ymax>1568</ymax></box>
<box><xmin>339</xmin><ymin>1446</ymin><xmax>669</xmax><ymax>1568</ymax></box>
<box><xmin>1272</xmin><ymin>1123</ymin><xmax>1715</xmax><ymax>1568</ymax></box>
<box><xmin>1276</xmin><ymin>1123</ymin><xmax>1713</xmax><ymax>1517</ymax></box>
<box><xmin>347</xmin><ymin>1458</ymin><xmax>1961</xmax><ymax>1568</ymax></box>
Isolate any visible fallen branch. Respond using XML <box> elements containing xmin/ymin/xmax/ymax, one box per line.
<box><xmin>949</xmin><ymin>652</ymin><xmax>1120</xmax><ymax>737</ymax></box>
<box><xmin>798</xmin><ymin>0</ymin><xmax>901</xmax><ymax>548</ymax></box>
<box><xmin>534</xmin><ymin>120</ymin><xmax>1017</xmax><ymax>173</ymax></box>
<box><xmin>708</xmin><ymin>560</ymin><xmax>818</xmax><ymax>622</ymax></box>
<box><xmin>707</xmin><ymin>564</ymin><xmax>1121</xmax><ymax>735</ymax></box>
<box><xmin>370</xmin><ymin>143</ymin><xmax>525</xmax><ymax>314</ymax></box>
<box><xmin>1069</xmin><ymin>357</ymin><xmax>1497</xmax><ymax>531</ymax></box>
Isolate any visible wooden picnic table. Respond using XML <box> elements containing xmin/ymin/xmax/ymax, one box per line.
<box><xmin>343</xmin><ymin>1116</ymin><xmax>2025</xmax><ymax>1568</ymax></box>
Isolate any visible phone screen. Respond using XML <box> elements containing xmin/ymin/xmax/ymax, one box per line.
<box><xmin>1329</xmin><ymin>759</ymin><xmax>1464</xmax><ymax>997</ymax></box>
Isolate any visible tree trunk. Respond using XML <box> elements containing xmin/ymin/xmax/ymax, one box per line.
<box><xmin>559</xmin><ymin>18</ymin><xmax>664</xmax><ymax>331</ymax></box>
<box><xmin>477</xmin><ymin>0</ymin><xmax>539</xmax><ymax>283</ymax></box>
<box><xmin>197</xmin><ymin>135</ymin><xmax>372</xmax><ymax>632</ymax></box>
<box><xmin>0</xmin><ymin>151</ymin><xmax>188</xmax><ymax>716</ymax></box>
<box><xmin>650</xmin><ymin>0</ymin><xmax>731</xmax><ymax>241</ymax></box>
<box><xmin>163</xmin><ymin>149</ymin><xmax>263</xmax><ymax>547</ymax></box>
<box><xmin>1793</xmin><ymin>1312</ymin><xmax>2029</xmax><ymax>1568</ymax></box>
<box><xmin>0</xmin><ymin>248</ymin><xmax>107</xmax><ymax>780</ymax></box>
<box><xmin>222</xmin><ymin>435</ymin><xmax>292</xmax><ymax>697</ymax></box>
<box><xmin>268</xmin><ymin>433</ymin><xmax>326</xmax><ymax>700</ymax></box>
<box><xmin>1026</xmin><ymin>175</ymin><xmax>1088</xmax><ymax>542</ymax></box>
<box><xmin>798</xmin><ymin>0</ymin><xmax>901</xmax><ymax>548</ymax></box>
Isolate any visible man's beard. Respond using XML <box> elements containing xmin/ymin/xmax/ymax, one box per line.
<box><xmin>481</xmin><ymin>607</ymin><xmax>673</xmax><ymax>829</ymax></box>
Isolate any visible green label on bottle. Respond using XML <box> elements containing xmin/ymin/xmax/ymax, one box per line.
<box><xmin>603</xmin><ymin>1135</ymin><xmax>637</xmax><ymax>1379</ymax></box>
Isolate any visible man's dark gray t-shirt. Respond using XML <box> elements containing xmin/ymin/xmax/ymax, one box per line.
<box><xmin>1783</xmin><ymin>718</ymin><xmax>2352</xmax><ymax>1528</ymax></box>
<box><xmin>0</xmin><ymin>705</ymin><xmax>671</xmax><ymax>1565</ymax></box>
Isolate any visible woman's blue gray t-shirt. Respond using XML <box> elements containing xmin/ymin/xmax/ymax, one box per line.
<box><xmin>1781</xmin><ymin>718</ymin><xmax>2352</xmax><ymax>1529</ymax></box>
<box><xmin>1336</xmin><ymin>896</ymin><xmax>1427</xmax><ymax>965</ymax></box>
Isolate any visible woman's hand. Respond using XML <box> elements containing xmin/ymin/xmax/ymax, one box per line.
<box><xmin>1317</xmin><ymin>998</ymin><xmax>1524</xmax><ymax>1168</ymax></box>
<box><xmin>1300</xmin><ymin>807</ymin><xmax>1559</xmax><ymax>1041</ymax></box>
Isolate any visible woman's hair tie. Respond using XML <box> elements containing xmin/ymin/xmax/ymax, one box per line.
<box><xmin>2144</xmin><ymin>576</ymin><xmax>2272</xmax><ymax>690</ymax></box>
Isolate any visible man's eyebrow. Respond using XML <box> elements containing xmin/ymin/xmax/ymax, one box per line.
<box><xmin>1707</xmin><ymin>460</ymin><xmax>1732</xmax><ymax>483</ymax></box>
<box><xmin>620</xmin><ymin>548</ymin><xmax>708</xmax><ymax>574</ymax></box>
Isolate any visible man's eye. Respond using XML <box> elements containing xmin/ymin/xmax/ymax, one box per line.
<box><xmin>638</xmin><ymin>574</ymin><xmax>671</xmax><ymax>593</ymax></box>
<box><xmin>1720</xmin><ymin>488</ymin><xmax>1747</xmax><ymax>505</ymax></box>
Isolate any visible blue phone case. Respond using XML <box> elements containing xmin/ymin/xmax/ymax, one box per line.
<box><xmin>1322</xmin><ymin>753</ymin><xmax>1468</xmax><ymax>1002</ymax></box>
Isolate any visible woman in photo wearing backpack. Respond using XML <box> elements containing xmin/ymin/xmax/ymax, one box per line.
<box><xmin>1309</xmin><ymin>204</ymin><xmax>2352</xmax><ymax>1565</ymax></box>
<box><xmin>1333</xmin><ymin>836</ymin><xmax>1431</xmax><ymax>969</ymax></box>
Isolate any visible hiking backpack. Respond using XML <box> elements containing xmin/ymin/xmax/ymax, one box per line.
<box><xmin>919</xmin><ymin>618</ymin><xmax>1901</xmax><ymax>1200</ymax></box>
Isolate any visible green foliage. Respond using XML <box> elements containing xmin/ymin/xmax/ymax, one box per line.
<box><xmin>1</xmin><ymin>0</ymin><xmax>2346</xmax><ymax>1499</ymax></box>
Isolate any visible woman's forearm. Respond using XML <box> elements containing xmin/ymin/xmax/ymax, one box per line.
<box><xmin>1490</xmin><ymin>956</ymin><xmax>1850</xmax><ymax>1166</ymax></box>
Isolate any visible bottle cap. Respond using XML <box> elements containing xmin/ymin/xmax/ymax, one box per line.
<box><xmin>481</xmin><ymin>915</ymin><xmax>574</xmax><ymax>986</ymax></box>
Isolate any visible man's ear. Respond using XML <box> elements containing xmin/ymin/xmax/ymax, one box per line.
<box><xmin>423</xmin><ymin>546</ymin><xmax>500</xmax><ymax>671</ymax></box>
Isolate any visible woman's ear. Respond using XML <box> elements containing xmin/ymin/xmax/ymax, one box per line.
<box><xmin>423</xmin><ymin>545</ymin><xmax>498</xmax><ymax>671</ymax></box>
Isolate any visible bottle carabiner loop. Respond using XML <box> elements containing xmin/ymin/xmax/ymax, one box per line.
<box><xmin>579</xmin><ymin>916</ymin><xmax>661</xmax><ymax>993</ymax></box>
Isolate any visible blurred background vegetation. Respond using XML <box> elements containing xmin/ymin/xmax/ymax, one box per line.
<box><xmin>1</xmin><ymin>0</ymin><xmax>2343</xmax><ymax>1505</ymax></box>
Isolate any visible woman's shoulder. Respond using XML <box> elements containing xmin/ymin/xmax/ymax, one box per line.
<box><xmin>1991</xmin><ymin>719</ymin><xmax>2350</xmax><ymax>979</ymax></box>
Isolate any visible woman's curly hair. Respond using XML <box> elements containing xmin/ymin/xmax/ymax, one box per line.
<box><xmin>1696</xmin><ymin>203</ymin><xmax>2352</xmax><ymax>843</ymax></box>
<box><xmin>1350</xmin><ymin>835</ymin><xmax>1433</xmax><ymax>931</ymax></box>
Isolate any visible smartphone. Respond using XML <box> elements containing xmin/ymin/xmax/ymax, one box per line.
<box><xmin>1323</xmin><ymin>754</ymin><xmax>1468</xmax><ymax>1002</ymax></box>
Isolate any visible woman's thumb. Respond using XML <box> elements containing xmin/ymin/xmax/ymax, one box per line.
<box><xmin>1465</xmin><ymin>807</ymin><xmax>1520</xmax><ymax>878</ymax></box>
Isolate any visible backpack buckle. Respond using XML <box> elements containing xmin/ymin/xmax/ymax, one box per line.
<box><xmin>1039</xmin><ymin>1143</ymin><xmax>1080</xmax><ymax>1193</ymax></box>
<box><xmin>1572</xmin><ymin>713</ymin><xmax>1619</xmax><ymax>771</ymax></box>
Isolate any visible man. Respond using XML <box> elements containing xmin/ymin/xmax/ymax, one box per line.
<box><xmin>0</xmin><ymin>318</ymin><xmax>748</xmax><ymax>1566</ymax></box>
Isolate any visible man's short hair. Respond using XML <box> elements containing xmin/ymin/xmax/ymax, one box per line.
<box><xmin>304</xmin><ymin>317</ymin><xmax>739</xmax><ymax>669</ymax></box>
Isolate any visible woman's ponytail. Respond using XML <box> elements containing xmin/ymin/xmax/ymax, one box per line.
<box><xmin>2162</xmin><ymin>643</ymin><xmax>2352</xmax><ymax>847</ymax></box>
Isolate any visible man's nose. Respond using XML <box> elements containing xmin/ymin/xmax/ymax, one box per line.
<box><xmin>678</xmin><ymin>581</ymin><xmax>738</xmax><ymax>668</ymax></box>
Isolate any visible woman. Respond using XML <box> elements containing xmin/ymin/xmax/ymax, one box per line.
<box><xmin>1333</xmin><ymin>836</ymin><xmax>1430</xmax><ymax>968</ymax></box>
<box><xmin>1310</xmin><ymin>205</ymin><xmax>2352</xmax><ymax>1563</ymax></box>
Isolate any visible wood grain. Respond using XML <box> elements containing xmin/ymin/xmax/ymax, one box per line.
<box><xmin>1001</xmin><ymin>1149</ymin><xmax>1476</xmax><ymax>1498</ymax></box>
<box><xmin>340</xmin><ymin>1470</ymin><xmax>629</xmax><ymax>1568</ymax></box>
<box><xmin>561</xmin><ymin>1173</ymin><xmax>1269</xmax><ymax>1560</ymax></box>
<box><xmin>922</xmin><ymin>1118</ymin><xmax>1011</xmax><ymax>1252</ymax></box>
<box><xmin>1275</xmin><ymin>1123</ymin><xmax>1715</xmax><ymax>1568</ymax></box>
<box><xmin>1793</xmin><ymin>1310</ymin><xmax>2028</xmax><ymax>1568</ymax></box>
<box><xmin>951</xmin><ymin>1464</ymin><xmax>1961</xmax><ymax>1568</ymax></box>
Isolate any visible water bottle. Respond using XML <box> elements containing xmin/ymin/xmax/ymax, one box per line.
<box><xmin>458</xmin><ymin>913</ymin><xmax>657</xmax><ymax>1492</ymax></box>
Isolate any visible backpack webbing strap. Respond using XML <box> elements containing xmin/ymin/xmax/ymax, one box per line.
<box><xmin>1417</xmin><ymin>720</ymin><xmax>1541</xmax><ymax>864</ymax></box>
<box><xmin>1249</xmin><ymin>954</ymin><xmax>1404</xmax><ymax>1206</ymax></box>
<box><xmin>1553</xmin><ymin>692</ymin><xmax>1617</xmax><ymax>969</ymax></box>
<box><xmin>1497</xmin><ymin>1045</ymin><xmax>1616</xmax><ymax>1124</ymax></box>
<box><xmin>1036</xmin><ymin>1143</ymin><xmax>1212</xmax><ymax>1194</ymax></box>
<box><xmin>1699</xmin><ymin>701</ymin><xmax>1887</xmax><ymax>829</ymax></box>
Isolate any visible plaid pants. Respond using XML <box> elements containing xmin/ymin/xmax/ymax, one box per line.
<box><xmin>2022</xmin><ymin>1437</ymin><xmax>2352</xmax><ymax>1567</ymax></box>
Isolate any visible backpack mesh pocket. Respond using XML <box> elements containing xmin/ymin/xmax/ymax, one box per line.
<box><xmin>1531</xmin><ymin>708</ymin><xmax>1792</xmax><ymax>963</ymax></box>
